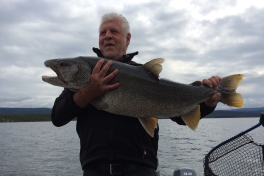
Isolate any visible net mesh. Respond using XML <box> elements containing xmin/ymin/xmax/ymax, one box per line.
<box><xmin>204</xmin><ymin>133</ymin><xmax>264</xmax><ymax>176</ymax></box>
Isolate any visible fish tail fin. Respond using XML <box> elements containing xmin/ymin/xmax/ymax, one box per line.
<box><xmin>219</xmin><ymin>74</ymin><xmax>244</xmax><ymax>108</ymax></box>
<box><xmin>181</xmin><ymin>105</ymin><xmax>200</xmax><ymax>130</ymax></box>
<box><xmin>138</xmin><ymin>117</ymin><xmax>158</xmax><ymax>137</ymax></box>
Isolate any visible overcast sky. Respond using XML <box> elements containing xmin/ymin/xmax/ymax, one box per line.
<box><xmin>0</xmin><ymin>0</ymin><xmax>263</xmax><ymax>110</ymax></box>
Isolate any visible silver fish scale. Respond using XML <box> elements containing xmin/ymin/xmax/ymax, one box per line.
<box><xmin>101</xmin><ymin>72</ymin><xmax>216</xmax><ymax>118</ymax></box>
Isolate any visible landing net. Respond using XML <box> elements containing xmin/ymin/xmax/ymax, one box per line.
<box><xmin>203</xmin><ymin>112</ymin><xmax>264</xmax><ymax>176</ymax></box>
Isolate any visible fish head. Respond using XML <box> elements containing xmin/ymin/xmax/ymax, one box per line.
<box><xmin>42</xmin><ymin>58</ymin><xmax>92</xmax><ymax>92</ymax></box>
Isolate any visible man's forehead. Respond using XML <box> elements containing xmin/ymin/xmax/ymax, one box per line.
<box><xmin>100</xmin><ymin>20</ymin><xmax>122</xmax><ymax>30</ymax></box>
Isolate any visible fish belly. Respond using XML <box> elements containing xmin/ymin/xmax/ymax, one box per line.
<box><xmin>102</xmin><ymin>81</ymin><xmax>209</xmax><ymax>118</ymax></box>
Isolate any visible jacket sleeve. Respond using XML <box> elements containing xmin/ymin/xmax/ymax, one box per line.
<box><xmin>51</xmin><ymin>88</ymin><xmax>81</xmax><ymax>127</ymax></box>
<box><xmin>170</xmin><ymin>102</ymin><xmax>216</xmax><ymax>125</ymax></box>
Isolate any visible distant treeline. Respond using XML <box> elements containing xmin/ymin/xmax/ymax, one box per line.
<box><xmin>0</xmin><ymin>114</ymin><xmax>78</xmax><ymax>122</ymax></box>
<box><xmin>0</xmin><ymin>108</ymin><xmax>51</xmax><ymax>114</ymax></box>
<box><xmin>0</xmin><ymin>114</ymin><xmax>51</xmax><ymax>122</ymax></box>
<box><xmin>0</xmin><ymin>107</ymin><xmax>262</xmax><ymax>122</ymax></box>
<box><xmin>206</xmin><ymin>110</ymin><xmax>261</xmax><ymax>118</ymax></box>
<box><xmin>0</xmin><ymin>113</ymin><xmax>259</xmax><ymax>123</ymax></box>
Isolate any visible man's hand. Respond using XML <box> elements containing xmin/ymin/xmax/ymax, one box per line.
<box><xmin>202</xmin><ymin>76</ymin><xmax>222</xmax><ymax>107</ymax></box>
<box><xmin>90</xmin><ymin>59</ymin><xmax>120</xmax><ymax>94</ymax></box>
<box><xmin>74</xmin><ymin>59</ymin><xmax>120</xmax><ymax>108</ymax></box>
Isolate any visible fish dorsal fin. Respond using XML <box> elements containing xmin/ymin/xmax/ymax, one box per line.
<box><xmin>138</xmin><ymin>117</ymin><xmax>158</xmax><ymax>137</ymax></box>
<box><xmin>181</xmin><ymin>105</ymin><xmax>201</xmax><ymax>130</ymax></box>
<box><xmin>142</xmin><ymin>58</ymin><xmax>164</xmax><ymax>77</ymax></box>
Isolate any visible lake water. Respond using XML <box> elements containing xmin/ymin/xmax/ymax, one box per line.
<box><xmin>0</xmin><ymin>117</ymin><xmax>263</xmax><ymax>176</ymax></box>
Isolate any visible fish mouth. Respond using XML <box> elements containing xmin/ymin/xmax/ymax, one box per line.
<box><xmin>42</xmin><ymin>65</ymin><xmax>68</xmax><ymax>86</ymax></box>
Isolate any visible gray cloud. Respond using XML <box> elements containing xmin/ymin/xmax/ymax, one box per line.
<box><xmin>191</xmin><ymin>0</ymin><xmax>238</xmax><ymax>15</ymax></box>
<box><xmin>0</xmin><ymin>0</ymin><xmax>263</xmax><ymax>109</ymax></box>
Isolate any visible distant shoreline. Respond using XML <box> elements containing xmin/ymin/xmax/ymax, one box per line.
<box><xmin>0</xmin><ymin>107</ymin><xmax>263</xmax><ymax>122</ymax></box>
<box><xmin>0</xmin><ymin>114</ymin><xmax>52</xmax><ymax>122</ymax></box>
<box><xmin>0</xmin><ymin>114</ymin><xmax>78</xmax><ymax>122</ymax></box>
<box><xmin>0</xmin><ymin>113</ymin><xmax>258</xmax><ymax>122</ymax></box>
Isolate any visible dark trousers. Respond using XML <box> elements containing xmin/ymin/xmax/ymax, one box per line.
<box><xmin>83</xmin><ymin>163</ymin><xmax>157</xmax><ymax>176</ymax></box>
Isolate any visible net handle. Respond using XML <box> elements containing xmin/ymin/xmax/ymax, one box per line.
<box><xmin>260</xmin><ymin>112</ymin><xmax>264</xmax><ymax>127</ymax></box>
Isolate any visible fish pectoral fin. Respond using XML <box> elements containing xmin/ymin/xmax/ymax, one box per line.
<box><xmin>138</xmin><ymin>117</ymin><xmax>158</xmax><ymax>137</ymax></box>
<box><xmin>142</xmin><ymin>58</ymin><xmax>164</xmax><ymax>77</ymax></box>
<box><xmin>91</xmin><ymin>96</ymin><xmax>109</xmax><ymax>110</ymax></box>
<box><xmin>190</xmin><ymin>81</ymin><xmax>203</xmax><ymax>86</ymax></box>
<box><xmin>181</xmin><ymin>105</ymin><xmax>201</xmax><ymax>130</ymax></box>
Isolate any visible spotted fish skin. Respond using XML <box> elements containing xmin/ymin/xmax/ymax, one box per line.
<box><xmin>42</xmin><ymin>56</ymin><xmax>244</xmax><ymax>137</ymax></box>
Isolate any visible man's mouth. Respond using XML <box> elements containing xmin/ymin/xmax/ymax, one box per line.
<box><xmin>105</xmin><ymin>43</ymin><xmax>115</xmax><ymax>47</ymax></box>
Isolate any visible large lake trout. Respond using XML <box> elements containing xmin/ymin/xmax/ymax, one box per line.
<box><xmin>42</xmin><ymin>56</ymin><xmax>244</xmax><ymax>137</ymax></box>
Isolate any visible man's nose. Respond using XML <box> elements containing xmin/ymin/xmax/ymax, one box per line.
<box><xmin>104</xmin><ymin>31</ymin><xmax>113</xmax><ymax>39</ymax></box>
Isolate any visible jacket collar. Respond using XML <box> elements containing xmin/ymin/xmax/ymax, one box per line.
<box><xmin>92</xmin><ymin>47</ymin><xmax>138</xmax><ymax>63</ymax></box>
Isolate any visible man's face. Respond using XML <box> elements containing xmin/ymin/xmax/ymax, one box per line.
<box><xmin>99</xmin><ymin>19</ymin><xmax>131</xmax><ymax>61</ymax></box>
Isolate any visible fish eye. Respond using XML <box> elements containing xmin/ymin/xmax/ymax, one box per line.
<box><xmin>59</xmin><ymin>61</ymin><xmax>68</xmax><ymax>67</ymax></box>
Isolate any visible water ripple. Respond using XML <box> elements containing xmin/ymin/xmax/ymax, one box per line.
<box><xmin>0</xmin><ymin>118</ymin><xmax>263</xmax><ymax>176</ymax></box>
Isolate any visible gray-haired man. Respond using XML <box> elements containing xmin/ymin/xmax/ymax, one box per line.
<box><xmin>51</xmin><ymin>12</ymin><xmax>221</xmax><ymax>176</ymax></box>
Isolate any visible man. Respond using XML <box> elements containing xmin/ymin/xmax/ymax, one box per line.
<box><xmin>51</xmin><ymin>12</ymin><xmax>221</xmax><ymax>176</ymax></box>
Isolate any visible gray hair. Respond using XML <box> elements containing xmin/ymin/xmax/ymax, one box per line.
<box><xmin>99</xmin><ymin>12</ymin><xmax>130</xmax><ymax>35</ymax></box>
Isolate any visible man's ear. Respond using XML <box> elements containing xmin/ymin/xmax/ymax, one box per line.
<box><xmin>126</xmin><ymin>33</ymin><xmax>131</xmax><ymax>46</ymax></box>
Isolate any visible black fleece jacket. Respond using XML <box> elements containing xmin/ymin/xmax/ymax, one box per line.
<box><xmin>51</xmin><ymin>48</ymin><xmax>216</xmax><ymax>170</ymax></box>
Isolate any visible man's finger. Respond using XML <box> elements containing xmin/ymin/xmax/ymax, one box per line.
<box><xmin>202</xmin><ymin>79</ymin><xmax>213</xmax><ymax>88</ymax></box>
<box><xmin>99</xmin><ymin>60</ymin><xmax>113</xmax><ymax>76</ymax></box>
<box><xmin>93</xmin><ymin>59</ymin><xmax>105</xmax><ymax>73</ymax></box>
<box><xmin>104</xmin><ymin>69</ymin><xmax>119</xmax><ymax>82</ymax></box>
<box><xmin>106</xmin><ymin>83</ymin><xmax>120</xmax><ymax>91</ymax></box>
<box><xmin>205</xmin><ymin>93</ymin><xmax>221</xmax><ymax>107</ymax></box>
<box><xmin>208</xmin><ymin>77</ymin><xmax>217</xmax><ymax>89</ymax></box>
<box><xmin>210</xmin><ymin>76</ymin><xmax>221</xmax><ymax>89</ymax></box>
<box><xmin>202</xmin><ymin>76</ymin><xmax>222</xmax><ymax>89</ymax></box>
